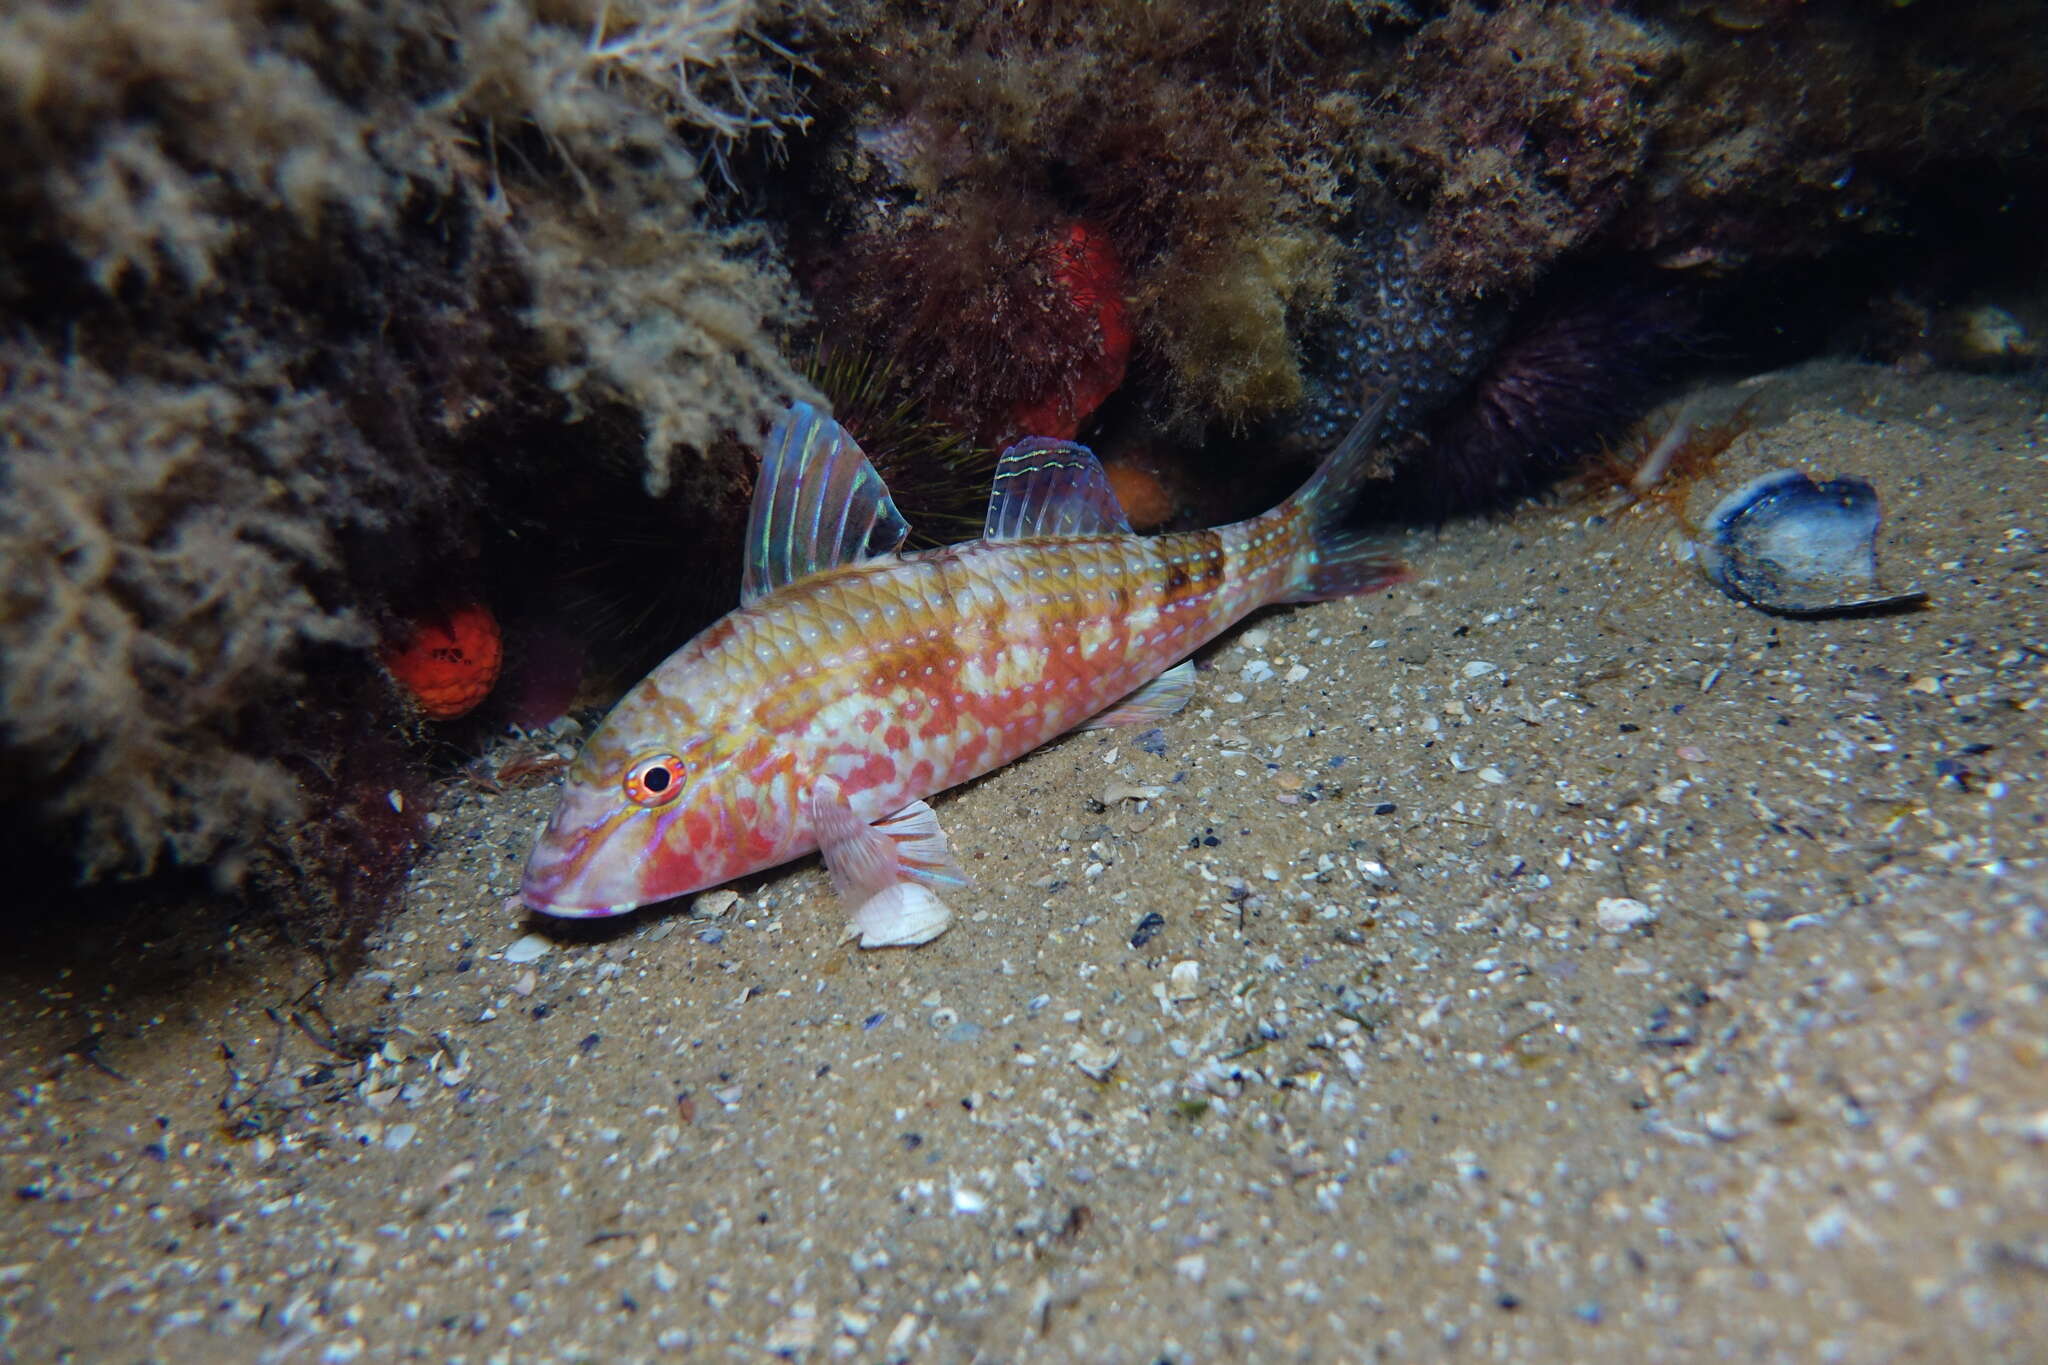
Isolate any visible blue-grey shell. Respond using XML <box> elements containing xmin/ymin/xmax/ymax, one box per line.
<box><xmin>1698</xmin><ymin>469</ymin><xmax>1925</xmax><ymax>617</ymax></box>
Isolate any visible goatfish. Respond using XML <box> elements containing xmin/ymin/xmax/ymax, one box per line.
<box><xmin>519</xmin><ymin>397</ymin><xmax>1404</xmax><ymax>947</ymax></box>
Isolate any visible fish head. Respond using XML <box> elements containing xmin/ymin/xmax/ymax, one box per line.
<box><xmin>518</xmin><ymin>667</ymin><xmax>777</xmax><ymax>918</ymax></box>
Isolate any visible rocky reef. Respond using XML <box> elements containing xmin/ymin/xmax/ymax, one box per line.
<box><xmin>2</xmin><ymin>0</ymin><xmax>2043</xmax><ymax>934</ymax></box>
<box><xmin>794</xmin><ymin>0</ymin><xmax>2047</xmax><ymax>510</ymax></box>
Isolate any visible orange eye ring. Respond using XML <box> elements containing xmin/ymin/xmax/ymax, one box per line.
<box><xmin>623</xmin><ymin>753</ymin><xmax>687</xmax><ymax>807</ymax></box>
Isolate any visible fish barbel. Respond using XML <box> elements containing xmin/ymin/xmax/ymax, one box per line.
<box><xmin>520</xmin><ymin>398</ymin><xmax>1404</xmax><ymax>946</ymax></box>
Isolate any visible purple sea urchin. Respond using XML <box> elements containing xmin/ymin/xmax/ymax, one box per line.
<box><xmin>1283</xmin><ymin>201</ymin><xmax>1699</xmax><ymax>519</ymax></box>
<box><xmin>1379</xmin><ymin>276</ymin><xmax>1704</xmax><ymax>519</ymax></box>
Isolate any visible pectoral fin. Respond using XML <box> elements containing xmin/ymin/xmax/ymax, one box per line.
<box><xmin>809</xmin><ymin>776</ymin><xmax>966</xmax><ymax>948</ymax></box>
<box><xmin>1079</xmin><ymin>660</ymin><xmax>1196</xmax><ymax>730</ymax></box>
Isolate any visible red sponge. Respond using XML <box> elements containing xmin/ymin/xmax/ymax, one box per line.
<box><xmin>380</xmin><ymin>601</ymin><xmax>502</xmax><ymax>720</ymax></box>
<box><xmin>1005</xmin><ymin>222</ymin><xmax>1131</xmax><ymax>443</ymax></box>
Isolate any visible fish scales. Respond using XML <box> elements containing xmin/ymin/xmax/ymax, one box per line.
<box><xmin>722</xmin><ymin>522</ymin><xmax>1279</xmax><ymax>820</ymax></box>
<box><xmin>559</xmin><ymin>524</ymin><xmax>1291</xmax><ymax>895</ymax></box>
<box><xmin>521</xmin><ymin>397</ymin><xmax>1404</xmax><ymax>942</ymax></box>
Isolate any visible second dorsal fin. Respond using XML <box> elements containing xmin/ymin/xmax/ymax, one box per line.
<box><xmin>983</xmin><ymin>438</ymin><xmax>1133</xmax><ymax>540</ymax></box>
<box><xmin>742</xmin><ymin>402</ymin><xmax>910</xmax><ymax>606</ymax></box>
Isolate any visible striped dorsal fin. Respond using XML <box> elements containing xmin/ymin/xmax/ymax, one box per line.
<box><xmin>983</xmin><ymin>438</ymin><xmax>1132</xmax><ymax>540</ymax></box>
<box><xmin>742</xmin><ymin>403</ymin><xmax>910</xmax><ymax>606</ymax></box>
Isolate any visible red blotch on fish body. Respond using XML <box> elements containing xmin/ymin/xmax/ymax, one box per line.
<box><xmin>1005</xmin><ymin>222</ymin><xmax>1131</xmax><ymax>444</ymax></box>
<box><xmin>917</xmin><ymin>703</ymin><xmax>957</xmax><ymax>742</ymax></box>
<box><xmin>381</xmin><ymin>602</ymin><xmax>503</xmax><ymax>720</ymax></box>
<box><xmin>842</xmin><ymin>751</ymin><xmax>898</xmax><ymax>796</ymax></box>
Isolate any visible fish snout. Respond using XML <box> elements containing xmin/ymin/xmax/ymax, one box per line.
<box><xmin>518</xmin><ymin>789</ymin><xmax>641</xmax><ymax>918</ymax></box>
<box><xmin>518</xmin><ymin>838</ymin><xmax>625</xmax><ymax>918</ymax></box>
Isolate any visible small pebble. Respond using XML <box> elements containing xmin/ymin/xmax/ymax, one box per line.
<box><xmin>764</xmin><ymin>1304</ymin><xmax>819</xmax><ymax>1352</ymax></box>
<box><xmin>695</xmin><ymin>889</ymin><xmax>741</xmax><ymax>918</ymax></box>
<box><xmin>504</xmin><ymin>934</ymin><xmax>552</xmax><ymax>964</ymax></box>
<box><xmin>1595</xmin><ymin>898</ymin><xmax>1657</xmax><ymax>933</ymax></box>
<box><xmin>1070</xmin><ymin>1039</ymin><xmax>1120</xmax><ymax>1080</ymax></box>
<box><xmin>1805</xmin><ymin>1207</ymin><xmax>1848</xmax><ymax>1247</ymax></box>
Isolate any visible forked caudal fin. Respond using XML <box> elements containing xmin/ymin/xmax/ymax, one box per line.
<box><xmin>1278</xmin><ymin>389</ymin><xmax>1409</xmax><ymax>603</ymax></box>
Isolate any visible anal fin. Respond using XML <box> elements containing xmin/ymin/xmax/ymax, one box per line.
<box><xmin>809</xmin><ymin>777</ymin><xmax>966</xmax><ymax>948</ymax></box>
<box><xmin>1080</xmin><ymin>660</ymin><xmax>1196</xmax><ymax>730</ymax></box>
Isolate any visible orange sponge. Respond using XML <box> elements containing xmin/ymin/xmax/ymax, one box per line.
<box><xmin>380</xmin><ymin>601</ymin><xmax>502</xmax><ymax>720</ymax></box>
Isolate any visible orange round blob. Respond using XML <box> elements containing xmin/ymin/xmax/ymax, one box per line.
<box><xmin>1102</xmin><ymin>459</ymin><xmax>1176</xmax><ymax>532</ymax></box>
<box><xmin>380</xmin><ymin>601</ymin><xmax>503</xmax><ymax>720</ymax></box>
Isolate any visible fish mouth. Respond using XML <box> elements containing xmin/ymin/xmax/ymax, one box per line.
<box><xmin>518</xmin><ymin>789</ymin><xmax>644</xmax><ymax>918</ymax></box>
<box><xmin>518</xmin><ymin>851</ymin><xmax>629</xmax><ymax>919</ymax></box>
<box><xmin>518</xmin><ymin>885</ymin><xmax>628</xmax><ymax>919</ymax></box>
<box><xmin>520</xmin><ymin>831</ymin><xmax>667</xmax><ymax>919</ymax></box>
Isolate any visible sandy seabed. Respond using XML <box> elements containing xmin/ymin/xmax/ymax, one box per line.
<box><xmin>5</xmin><ymin>361</ymin><xmax>2046</xmax><ymax>1363</ymax></box>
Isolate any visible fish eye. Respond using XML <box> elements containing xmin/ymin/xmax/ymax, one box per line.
<box><xmin>623</xmin><ymin>753</ymin><xmax>687</xmax><ymax>807</ymax></box>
